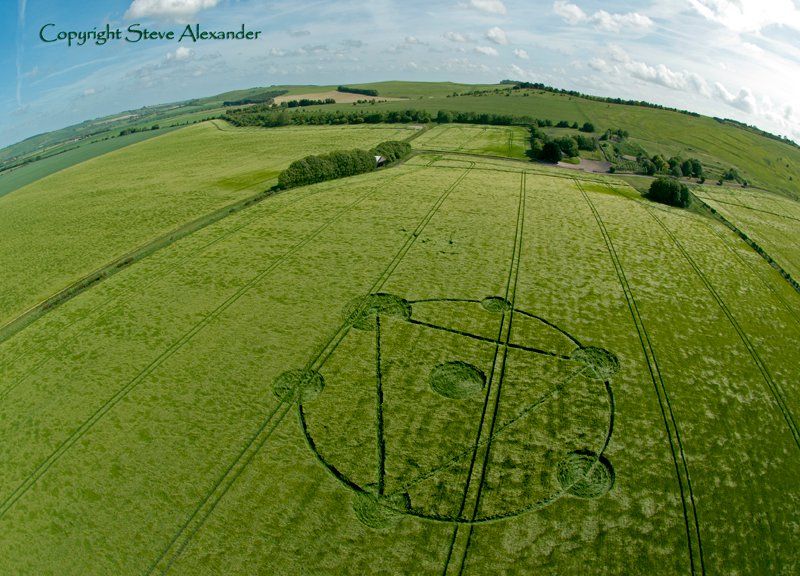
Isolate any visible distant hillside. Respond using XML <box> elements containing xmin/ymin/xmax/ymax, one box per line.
<box><xmin>1</xmin><ymin>80</ymin><xmax>798</xmax><ymax>199</ymax></box>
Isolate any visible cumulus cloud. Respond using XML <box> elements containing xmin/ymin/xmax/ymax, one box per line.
<box><xmin>465</xmin><ymin>0</ymin><xmax>507</xmax><ymax>15</ymax></box>
<box><xmin>513</xmin><ymin>48</ymin><xmax>529</xmax><ymax>59</ymax></box>
<box><xmin>486</xmin><ymin>27</ymin><xmax>509</xmax><ymax>45</ymax></box>
<box><xmin>713</xmin><ymin>82</ymin><xmax>757</xmax><ymax>112</ymax></box>
<box><xmin>553</xmin><ymin>1</ymin><xmax>654</xmax><ymax>33</ymax></box>
<box><xmin>125</xmin><ymin>0</ymin><xmax>220</xmax><ymax>21</ymax></box>
<box><xmin>444</xmin><ymin>31</ymin><xmax>469</xmax><ymax>43</ymax></box>
<box><xmin>688</xmin><ymin>0</ymin><xmax>800</xmax><ymax>33</ymax></box>
<box><xmin>475</xmin><ymin>46</ymin><xmax>499</xmax><ymax>56</ymax></box>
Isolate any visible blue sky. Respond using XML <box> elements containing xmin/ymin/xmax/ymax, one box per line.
<box><xmin>2</xmin><ymin>0</ymin><xmax>799</xmax><ymax>148</ymax></box>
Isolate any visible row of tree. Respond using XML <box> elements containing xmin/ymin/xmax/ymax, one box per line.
<box><xmin>337</xmin><ymin>86</ymin><xmax>379</xmax><ymax>97</ymax></box>
<box><xmin>637</xmin><ymin>155</ymin><xmax>704</xmax><ymax>178</ymax></box>
<box><xmin>277</xmin><ymin>140</ymin><xmax>411</xmax><ymax>189</ymax></box>
<box><xmin>223</xmin><ymin>106</ymin><xmax>599</xmax><ymax>134</ymax></box>
<box><xmin>282</xmin><ymin>98</ymin><xmax>336</xmax><ymax>108</ymax></box>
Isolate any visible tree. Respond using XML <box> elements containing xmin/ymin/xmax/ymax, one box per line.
<box><xmin>555</xmin><ymin>136</ymin><xmax>579</xmax><ymax>158</ymax></box>
<box><xmin>690</xmin><ymin>158</ymin><xmax>704</xmax><ymax>178</ymax></box>
<box><xmin>648</xmin><ymin>177</ymin><xmax>690</xmax><ymax>208</ymax></box>
<box><xmin>680</xmin><ymin>159</ymin><xmax>694</xmax><ymax>177</ymax></box>
<box><xmin>541</xmin><ymin>141</ymin><xmax>563</xmax><ymax>163</ymax></box>
<box><xmin>580</xmin><ymin>122</ymin><xmax>595</xmax><ymax>133</ymax></box>
<box><xmin>669</xmin><ymin>165</ymin><xmax>683</xmax><ymax>178</ymax></box>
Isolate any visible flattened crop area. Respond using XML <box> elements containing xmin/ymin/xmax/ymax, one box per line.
<box><xmin>413</xmin><ymin>124</ymin><xmax>530</xmax><ymax>160</ymax></box>
<box><xmin>695</xmin><ymin>186</ymin><xmax>800</xmax><ymax>280</ymax></box>
<box><xmin>1</xmin><ymin>155</ymin><xmax>799</xmax><ymax>574</ymax></box>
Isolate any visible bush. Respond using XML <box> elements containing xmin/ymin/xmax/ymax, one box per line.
<box><xmin>580</xmin><ymin>122</ymin><xmax>595</xmax><ymax>133</ymax></box>
<box><xmin>555</xmin><ymin>136</ymin><xmax>579</xmax><ymax>158</ymax></box>
<box><xmin>542</xmin><ymin>142</ymin><xmax>563</xmax><ymax>163</ymax></box>
<box><xmin>648</xmin><ymin>177</ymin><xmax>690</xmax><ymax>208</ymax></box>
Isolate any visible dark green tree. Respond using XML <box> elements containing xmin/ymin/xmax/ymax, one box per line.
<box><xmin>648</xmin><ymin>177</ymin><xmax>690</xmax><ymax>208</ymax></box>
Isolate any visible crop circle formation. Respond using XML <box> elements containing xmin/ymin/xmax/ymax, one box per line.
<box><xmin>291</xmin><ymin>293</ymin><xmax>618</xmax><ymax>528</ymax></box>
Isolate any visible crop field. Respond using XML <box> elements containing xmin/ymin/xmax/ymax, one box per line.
<box><xmin>412</xmin><ymin>125</ymin><xmax>530</xmax><ymax>159</ymax></box>
<box><xmin>0</xmin><ymin>121</ymin><xmax>417</xmax><ymax>330</ymax></box>
<box><xmin>694</xmin><ymin>186</ymin><xmax>800</xmax><ymax>280</ymax></box>
<box><xmin>0</xmin><ymin>127</ymin><xmax>182</xmax><ymax>199</ymax></box>
<box><xmin>1</xmin><ymin>152</ymin><xmax>798</xmax><ymax>574</ymax></box>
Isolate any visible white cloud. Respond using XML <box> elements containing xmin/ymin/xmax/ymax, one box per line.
<box><xmin>444</xmin><ymin>31</ymin><xmax>469</xmax><ymax>43</ymax></box>
<box><xmin>165</xmin><ymin>46</ymin><xmax>193</xmax><ymax>61</ymax></box>
<box><xmin>124</xmin><ymin>0</ymin><xmax>220</xmax><ymax>22</ymax></box>
<box><xmin>713</xmin><ymin>82</ymin><xmax>757</xmax><ymax>112</ymax></box>
<box><xmin>466</xmin><ymin>0</ymin><xmax>507</xmax><ymax>15</ymax></box>
<box><xmin>553</xmin><ymin>1</ymin><xmax>654</xmax><ymax>33</ymax></box>
<box><xmin>404</xmin><ymin>36</ymin><xmax>425</xmax><ymax>45</ymax></box>
<box><xmin>553</xmin><ymin>0</ymin><xmax>586</xmax><ymax>24</ymax></box>
<box><xmin>513</xmin><ymin>48</ymin><xmax>529</xmax><ymax>59</ymax></box>
<box><xmin>475</xmin><ymin>46</ymin><xmax>499</xmax><ymax>56</ymax></box>
<box><xmin>486</xmin><ymin>27</ymin><xmax>509</xmax><ymax>45</ymax></box>
<box><xmin>688</xmin><ymin>0</ymin><xmax>800</xmax><ymax>33</ymax></box>
<box><xmin>82</xmin><ymin>87</ymin><xmax>96</xmax><ymax>96</ymax></box>
<box><xmin>588</xmin><ymin>57</ymin><xmax>609</xmax><ymax>71</ymax></box>
<box><xmin>509</xmin><ymin>63</ymin><xmax>528</xmax><ymax>78</ymax></box>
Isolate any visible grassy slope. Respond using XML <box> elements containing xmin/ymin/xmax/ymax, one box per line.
<box><xmin>0</xmin><ymin>154</ymin><xmax>798</xmax><ymax>574</ymax></box>
<box><xmin>0</xmin><ymin>122</ymin><xmax>417</xmax><ymax>327</ymax></box>
<box><xmin>413</xmin><ymin>124</ymin><xmax>530</xmax><ymax>159</ymax></box>
<box><xmin>0</xmin><ymin>127</ymin><xmax>180</xmax><ymax>199</ymax></box>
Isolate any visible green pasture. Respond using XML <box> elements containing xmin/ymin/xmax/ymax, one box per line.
<box><xmin>0</xmin><ymin>122</ymin><xmax>417</xmax><ymax>329</ymax></box>
<box><xmin>1</xmin><ymin>152</ymin><xmax>798</xmax><ymax>574</ymax></box>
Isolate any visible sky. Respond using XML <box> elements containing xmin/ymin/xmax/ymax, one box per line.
<box><xmin>1</xmin><ymin>0</ymin><xmax>799</xmax><ymax>149</ymax></box>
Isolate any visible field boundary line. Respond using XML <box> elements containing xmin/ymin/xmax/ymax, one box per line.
<box><xmin>455</xmin><ymin>172</ymin><xmax>527</xmax><ymax>575</ymax></box>
<box><xmin>696</xmin><ymin>217</ymin><xmax>800</xmax><ymax>329</ymax></box>
<box><xmin>0</xmin><ymin>186</ymin><xmax>325</xmax><ymax>403</ymax></box>
<box><xmin>0</xmin><ymin>176</ymin><xmax>280</xmax><ymax>346</ymax></box>
<box><xmin>691</xmin><ymin>193</ymin><xmax>800</xmax><ymax>296</ymax></box>
<box><xmin>442</xmin><ymin>171</ymin><xmax>525</xmax><ymax>576</ymax></box>
<box><xmin>0</xmin><ymin>182</ymin><xmax>386</xmax><ymax>523</ymax></box>
<box><xmin>577</xmin><ymin>181</ymin><xmax>705</xmax><ymax>575</ymax></box>
<box><xmin>149</xmin><ymin>165</ymin><xmax>473</xmax><ymax>574</ymax></box>
<box><xmin>645</xmin><ymin>207</ymin><xmax>800</xmax><ymax>450</ymax></box>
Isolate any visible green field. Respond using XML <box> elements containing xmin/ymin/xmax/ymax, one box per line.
<box><xmin>0</xmin><ymin>127</ymin><xmax>182</xmax><ymax>199</ymax></box>
<box><xmin>694</xmin><ymin>186</ymin><xmax>800</xmax><ymax>279</ymax></box>
<box><xmin>1</xmin><ymin>149</ymin><xmax>798</xmax><ymax>574</ymax></box>
<box><xmin>0</xmin><ymin>122</ymin><xmax>418</xmax><ymax>329</ymax></box>
<box><xmin>413</xmin><ymin>124</ymin><xmax>530</xmax><ymax>159</ymax></box>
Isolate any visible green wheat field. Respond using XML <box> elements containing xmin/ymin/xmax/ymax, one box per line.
<box><xmin>0</xmin><ymin>82</ymin><xmax>798</xmax><ymax>575</ymax></box>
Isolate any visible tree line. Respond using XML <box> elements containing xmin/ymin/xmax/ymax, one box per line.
<box><xmin>278</xmin><ymin>140</ymin><xmax>411</xmax><ymax>189</ymax></box>
<box><xmin>338</xmin><ymin>86</ymin><xmax>379</xmax><ymax>97</ymax></box>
